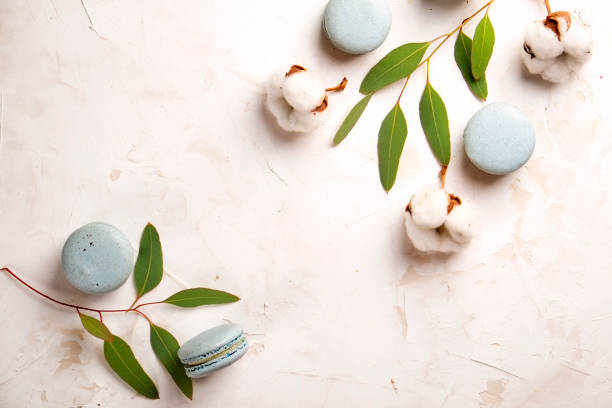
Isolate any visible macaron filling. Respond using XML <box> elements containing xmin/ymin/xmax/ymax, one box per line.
<box><xmin>182</xmin><ymin>333</ymin><xmax>247</xmax><ymax>368</ymax></box>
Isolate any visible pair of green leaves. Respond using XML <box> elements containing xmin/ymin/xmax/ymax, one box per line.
<box><xmin>334</xmin><ymin>12</ymin><xmax>495</xmax><ymax>192</ymax></box>
<box><xmin>376</xmin><ymin>81</ymin><xmax>450</xmax><ymax>191</ymax></box>
<box><xmin>79</xmin><ymin>223</ymin><xmax>240</xmax><ymax>400</ymax></box>
<box><xmin>333</xmin><ymin>42</ymin><xmax>430</xmax><ymax>147</ymax></box>
<box><xmin>79</xmin><ymin>313</ymin><xmax>159</xmax><ymax>399</ymax></box>
<box><xmin>455</xmin><ymin>14</ymin><xmax>495</xmax><ymax>101</ymax></box>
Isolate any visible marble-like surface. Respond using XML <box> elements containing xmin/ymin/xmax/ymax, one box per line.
<box><xmin>1</xmin><ymin>0</ymin><xmax>611</xmax><ymax>406</ymax></box>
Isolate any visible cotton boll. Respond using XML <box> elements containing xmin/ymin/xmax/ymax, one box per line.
<box><xmin>444</xmin><ymin>202</ymin><xmax>476</xmax><ymax>244</ymax></box>
<box><xmin>524</xmin><ymin>21</ymin><xmax>564</xmax><ymax>60</ymax></box>
<box><xmin>266</xmin><ymin>69</ymin><xmax>286</xmax><ymax>98</ymax></box>
<box><xmin>290</xmin><ymin>109</ymin><xmax>330</xmax><ymax>133</ymax></box>
<box><xmin>541</xmin><ymin>57</ymin><xmax>572</xmax><ymax>83</ymax></box>
<box><xmin>265</xmin><ymin>94</ymin><xmax>291</xmax><ymax>126</ymax></box>
<box><xmin>404</xmin><ymin>212</ymin><xmax>462</xmax><ymax>254</ymax></box>
<box><xmin>404</xmin><ymin>212</ymin><xmax>443</xmax><ymax>253</ymax></box>
<box><xmin>282</xmin><ymin>71</ymin><xmax>326</xmax><ymax>112</ymax></box>
<box><xmin>521</xmin><ymin>51</ymin><xmax>555</xmax><ymax>75</ymax></box>
<box><xmin>265</xmin><ymin>66</ymin><xmax>330</xmax><ymax>132</ymax></box>
<box><xmin>266</xmin><ymin>94</ymin><xmax>329</xmax><ymax>133</ymax></box>
<box><xmin>409</xmin><ymin>186</ymin><xmax>449</xmax><ymax>229</ymax></box>
<box><xmin>562</xmin><ymin>15</ymin><xmax>593</xmax><ymax>62</ymax></box>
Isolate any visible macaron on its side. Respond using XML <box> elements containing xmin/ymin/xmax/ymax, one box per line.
<box><xmin>178</xmin><ymin>324</ymin><xmax>249</xmax><ymax>379</ymax></box>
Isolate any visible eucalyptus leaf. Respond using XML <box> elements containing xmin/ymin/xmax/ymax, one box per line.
<box><xmin>454</xmin><ymin>31</ymin><xmax>488</xmax><ymax>100</ymax></box>
<box><xmin>419</xmin><ymin>82</ymin><xmax>451</xmax><ymax>166</ymax></box>
<box><xmin>470</xmin><ymin>13</ymin><xmax>495</xmax><ymax>80</ymax></box>
<box><xmin>150</xmin><ymin>324</ymin><xmax>193</xmax><ymax>400</ymax></box>
<box><xmin>163</xmin><ymin>288</ymin><xmax>240</xmax><ymax>308</ymax></box>
<box><xmin>79</xmin><ymin>313</ymin><xmax>113</xmax><ymax>342</ymax></box>
<box><xmin>104</xmin><ymin>335</ymin><xmax>159</xmax><ymax>399</ymax></box>
<box><xmin>378</xmin><ymin>104</ymin><xmax>408</xmax><ymax>192</ymax></box>
<box><xmin>360</xmin><ymin>42</ymin><xmax>429</xmax><ymax>94</ymax></box>
<box><xmin>134</xmin><ymin>223</ymin><xmax>163</xmax><ymax>300</ymax></box>
<box><xmin>333</xmin><ymin>93</ymin><xmax>373</xmax><ymax>146</ymax></box>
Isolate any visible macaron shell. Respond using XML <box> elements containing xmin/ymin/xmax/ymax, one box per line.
<box><xmin>323</xmin><ymin>0</ymin><xmax>392</xmax><ymax>55</ymax></box>
<box><xmin>463</xmin><ymin>103</ymin><xmax>536</xmax><ymax>175</ymax></box>
<box><xmin>185</xmin><ymin>336</ymin><xmax>248</xmax><ymax>378</ymax></box>
<box><xmin>61</xmin><ymin>222</ymin><xmax>133</xmax><ymax>294</ymax></box>
<box><xmin>178</xmin><ymin>323</ymin><xmax>244</xmax><ymax>363</ymax></box>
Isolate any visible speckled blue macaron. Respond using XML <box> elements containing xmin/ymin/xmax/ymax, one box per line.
<box><xmin>464</xmin><ymin>103</ymin><xmax>536</xmax><ymax>175</ymax></box>
<box><xmin>323</xmin><ymin>0</ymin><xmax>392</xmax><ymax>55</ymax></box>
<box><xmin>178</xmin><ymin>324</ymin><xmax>248</xmax><ymax>379</ymax></box>
<box><xmin>61</xmin><ymin>222</ymin><xmax>133</xmax><ymax>295</ymax></box>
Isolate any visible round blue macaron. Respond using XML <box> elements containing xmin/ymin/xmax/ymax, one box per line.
<box><xmin>464</xmin><ymin>103</ymin><xmax>536</xmax><ymax>175</ymax></box>
<box><xmin>323</xmin><ymin>0</ymin><xmax>392</xmax><ymax>55</ymax></box>
<box><xmin>61</xmin><ymin>222</ymin><xmax>133</xmax><ymax>295</ymax></box>
<box><xmin>178</xmin><ymin>324</ymin><xmax>248</xmax><ymax>379</ymax></box>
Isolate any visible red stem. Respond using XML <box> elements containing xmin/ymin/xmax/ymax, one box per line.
<box><xmin>132</xmin><ymin>309</ymin><xmax>154</xmax><ymax>325</ymax></box>
<box><xmin>1</xmin><ymin>266</ymin><xmax>163</xmax><ymax>316</ymax></box>
<box><xmin>134</xmin><ymin>300</ymin><xmax>164</xmax><ymax>310</ymax></box>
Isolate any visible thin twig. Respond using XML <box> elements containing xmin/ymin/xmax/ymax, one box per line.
<box><xmin>134</xmin><ymin>300</ymin><xmax>164</xmax><ymax>309</ymax></box>
<box><xmin>132</xmin><ymin>309</ymin><xmax>154</xmax><ymax>325</ymax></box>
<box><xmin>1</xmin><ymin>266</ymin><xmax>164</xmax><ymax>316</ymax></box>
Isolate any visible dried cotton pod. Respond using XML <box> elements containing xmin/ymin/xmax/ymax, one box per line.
<box><xmin>522</xmin><ymin>11</ymin><xmax>593</xmax><ymax>83</ymax></box>
<box><xmin>265</xmin><ymin>65</ymin><xmax>347</xmax><ymax>133</ymax></box>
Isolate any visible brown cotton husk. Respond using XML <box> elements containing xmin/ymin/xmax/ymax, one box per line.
<box><xmin>285</xmin><ymin>65</ymin><xmax>306</xmax><ymax>77</ymax></box>
<box><xmin>544</xmin><ymin>11</ymin><xmax>572</xmax><ymax>40</ymax></box>
<box><xmin>312</xmin><ymin>95</ymin><xmax>329</xmax><ymax>113</ymax></box>
<box><xmin>447</xmin><ymin>193</ymin><xmax>462</xmax><ymax>213</ymax></box>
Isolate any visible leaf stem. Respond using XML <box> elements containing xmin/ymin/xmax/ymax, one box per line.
<box><xmin>440</xmin><ymin>165</ymin><xmax>448</xmax><ymax>188</ymax></box>
<box><xmin>132</xmin><ymin>309</ymin><xmax>154</xmax><ymax>325</ymax></box>
<box><xmin>134</xmin><ymin>300</ymin><xmax>164</xmax><ymax>310</ymax></box>
<box><xmin>544</xmin><ymin>0</ymin><xmax>551</xmax><ymax>15</ymax></box>
<box><xmin>127</xmin><ymin>297</ymin><xmax>140</xmax><ymax>311</ymax></box>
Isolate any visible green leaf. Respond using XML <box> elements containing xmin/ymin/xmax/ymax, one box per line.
<box><xmin>104</xmin><ymin>335</ymin><xmax>159</xmax><ymax>399</ymax></box>
<box><xmin>419</xmin><ymin>82</ymin><xmax>451</xmax><ymax>166</ymax></box>
<box><xmin>377</xmin><ymin>104</ymin><xmax>408</xmax><ymax>192</ymax></box>
<box><xmin>150</xmin><ymin>324</ymin><xmax>193</xmax><ymax>400</ymax></box>
<box><xmin>470</xmin><ymin>13</ymin><xmax>495</xmax><ymax>80</ymax></box>
<box><xmin>134</xmin><ymin>223</ymin><xmax>163</xmax><ymax>299</ymax></box>
<box><xmin>79</xmin><ymin>313</ymin><xmax>113</xmax><ymax>342</ymax></box>
<box><xmin>454</xmin><ymin>31</ymin><xmax>488</xmax><ymax>100</ymax></box>
<box><xmin>333</xmin><ymin>93</ymin><xmax>373</xmax><ymax>146</ymax></box>
<box><xmin>163</xmin><ymin>288</ymin><xmax>240</xmax><ymax>308</ymax></box>
<box><xmin>360</xmin><ymin>42</ymin><xmax>429</xmax><ymax>94</ymax></box>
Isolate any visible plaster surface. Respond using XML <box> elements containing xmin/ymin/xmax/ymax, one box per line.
<box><xmin>1</xmin><ymin>0</ymin><xmax>611</xmax><ymax>406</ymax></box>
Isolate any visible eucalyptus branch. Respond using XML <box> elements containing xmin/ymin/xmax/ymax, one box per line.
<box><xmin>397</xmin><ymin>0</ymin><xmax>496</xmax><ymax>105</ymax></box>
<box><xmin>334</xmin><ymin>0</ymin><xmax>497</xmax><ymax>192</ymax></box>
<box><xmin>2</xmin><ymin>242</ymin><xmax>240</xmax><ymax>401</ymax></box>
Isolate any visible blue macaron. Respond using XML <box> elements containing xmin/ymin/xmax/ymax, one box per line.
<box><xmin>61</xmin><ymin>222</ymin><xmax>133</xmax><ymax>294</ymax></box>
<box><xmin>177</xmin><ymin>324</ymin><xmax>248</xmax><ymax>378</ymax></box>
<box><xmin>323</xmin><ymin>0</ymin><xmax>392</xmax><ymax>55</ymax></box>
<box><xmin>464</xmin><ymin>103</ymin><xmax>536</xmax><ymax>175</ymax></box>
